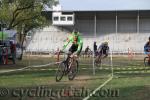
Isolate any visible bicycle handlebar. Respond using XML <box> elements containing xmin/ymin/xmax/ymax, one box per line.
<box><xmin>58</xmin><ymin>51</ymin><xmax>71</xmax><ymax>55</ymax></box>
<box><xmin>59</xmin><ymin>51</ymin><xmax>78</xmax><ymax>58</ymax></box>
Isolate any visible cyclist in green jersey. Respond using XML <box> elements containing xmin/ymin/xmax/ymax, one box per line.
<box><xmin>62</xmin><ymin>29</ymin><xmax>83</xmax><ymax>56</ymax></box>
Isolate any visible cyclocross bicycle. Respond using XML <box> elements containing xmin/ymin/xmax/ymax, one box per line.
<box><xmin>56</xmin><ymin>52</ymin><xmax>79</xmax><ymax>82</ymax></box>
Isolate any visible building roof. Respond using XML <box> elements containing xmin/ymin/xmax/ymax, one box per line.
<box><xmin>59</xmin><ymin>0</ymin><xmax>150</xmax><ymax>11</ymax></box>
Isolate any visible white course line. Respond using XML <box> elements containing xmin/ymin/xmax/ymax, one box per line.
<box><xmin>30</xmin><ymin>61</ymin><xmax>60</xmax><ymax>68</ymax></box>
<box><xmin>83</xmin><ymin>76</ymin><xmax>113</xmax><ymax>100</ymax></box>
<box><xmin>0</xmin><ymin>66</ymin><xmax>31</xmax><ymax>74</ymax></box>
<box><xmin>0</xmin><ymin>61</ymin><xmax>60</xmax><ymax>74</ymax></box>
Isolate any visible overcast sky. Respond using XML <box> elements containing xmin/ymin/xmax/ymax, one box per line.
<box><xmin>59</xmin><ymin>0</ymin><xmax>150</xmax><ymax>11</ymax></box>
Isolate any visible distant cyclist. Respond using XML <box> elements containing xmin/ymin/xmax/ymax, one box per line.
<box><xmin>97</xmin><ymin>41</ymin><xmax>109</xmax><ymax>59</ymax></box>
<box><xmin>84</xmin><ymin>46</ymin><xmax>92</xmax><ymax>57</ymax></box>
<box><xmin>61</xmin><ymin>29</ymin><xmax>83</xmax><ymax>58</ymax></box>
<box><xmin>144</xmin><ymin>36</ymin><xmax>150</xmax><ymax>64</ymax></box>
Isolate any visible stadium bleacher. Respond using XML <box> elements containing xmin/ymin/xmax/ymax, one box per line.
<box><xmin>26</xmin><ymin>26</ymin><xmax>149</xmax><ymax>54</ymax></box>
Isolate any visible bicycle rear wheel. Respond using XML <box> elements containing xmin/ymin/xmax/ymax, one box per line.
<box><xmin>68</xmin><ymin>60</ymin><xmax>78</xmax><ymax>80</ymax></box>
<box><xmin>56</xmin><ymin>61</ymin><xmax>66</xmax><ymax>82</ymax></box>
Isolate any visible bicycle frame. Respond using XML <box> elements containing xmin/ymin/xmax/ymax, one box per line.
<box><xmin>67</xmin><ymin>54</ymin><xmax>77</xmax><ymax>70</ymax></box>
<box><xmin>57</xmin><ymin>51</ymin><xmax>76</xmax><ymax>69</ymax></box>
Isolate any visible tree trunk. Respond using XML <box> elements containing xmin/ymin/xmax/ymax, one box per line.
<box><xmin>18</xmin><ymin>33</ymin><xmax>26</xmax><ymax>60</ymax></box>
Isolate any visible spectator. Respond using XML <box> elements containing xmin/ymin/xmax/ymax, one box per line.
<box><xmin>16</xmin><ymin>42</ymin><xmax>21</xmax><ymax>48</ymax></box>
<box><xmin>10</xmin><ymin>41</ymin><xmax>16</xmax><ymax>64</ymax></box>
<box><xmin>55</xmin><ymin>47</ymin><xmax>60</xmax><ymax>62</ymax></box>
<box><xmin>2</xmin><ymin>46</ymin><xmax>8</xmax><ymax>64</ymax></box>
<box><xmin>84</xmin><ymin>46</ymin><xmax>92</xmax><ymax>57</ymax></box>
<box><xmin>94</xmin><ymin>42</ymin><xmax>97</xmax><ymax>56</ymax></box>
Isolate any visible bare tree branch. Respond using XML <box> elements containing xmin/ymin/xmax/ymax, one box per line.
<box><xmin>8</xmin><ymin>4</ymin><xmax>36</xmax><ymax>29</ymax></box>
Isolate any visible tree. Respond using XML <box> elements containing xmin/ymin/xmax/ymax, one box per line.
<box><xmin>0</xmin><ymin>0</ymin><xmax>58</xmax><ymax>60</ymax></box>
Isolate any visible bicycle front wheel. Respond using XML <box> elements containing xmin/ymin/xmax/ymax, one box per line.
<box><xmin>68</xmin><ymin>60</ymin><xmax>78</xmax><ymax>81</ymax></box>
<box><xmin>56</xmin><ymin>61</ymin><xmax>66</xmax><ymax>82</ymax></box>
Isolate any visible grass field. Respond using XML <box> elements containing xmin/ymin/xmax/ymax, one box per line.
<box><xmin>0</xmin><ymin>55</ymin><xmax>150</xmax><ymax>100</ymax></box>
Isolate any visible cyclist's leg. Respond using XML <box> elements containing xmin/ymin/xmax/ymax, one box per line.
<box><xmin>65</xmin><ymin>44</ymin><xmax>74</xmax><ymax>65</ymax></box>
<box><xmin>68</xmin><ymin>43</ymin><xmax>80</xmax><ymax>55</ymax></box>
<box><xmin>68</xmin><ymin>45</ymin><xmax>80</xmax><ymax>80</ymax></box>
<box><xmin>95</xmin><ymin>51</ymin><xmax>102</xmax><ymax>64</ymax></box>
<box><xmin>69</xmin><ymin>44</ymin><xmax>78</xmax><ymax>55</ymax></box>
<box><xmin>70</xmin><ymin>45</ymin><xmax>81</xmax><ymax>72</ymax></box>
<box><xmin>67</xmin><ymin>44</ymin><xmax>78</xmax><ymax>64</ymax></box>
<box><xmin>102</xmin><ymin>50</ymin><xmax>108</xmax><ymax>59</ymax></box>
<box><xmin>95</xmin><ymin>51</ymin><xmax>97</xmax><ymax>57</ymax></box>
<box><xmin>99</xmin><ymin>50</ymin><xmax>103</xmax><ymax>61</ymax></box>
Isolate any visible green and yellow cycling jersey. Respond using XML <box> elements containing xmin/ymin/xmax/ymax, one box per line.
<box><xmin>63</xmin><ymin>33</ymin><xmax>83</xmax><ymax>52</ymax></box>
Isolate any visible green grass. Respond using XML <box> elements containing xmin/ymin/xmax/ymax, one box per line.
<box><xmin>0</xmin><ymin>55</ymin><xmax>150</xmax><ymax>100</ymax></box>
<box><xmin>90</xmin><ymin>77</ymin><xmax>150</xmax><ymax>100</ymax></box>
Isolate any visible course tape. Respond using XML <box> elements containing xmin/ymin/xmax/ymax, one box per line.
<box><xmin>115</xmin><ymin>70</ymin><xmax>150</xmax><ymax>74</ymax></box>
<box><xmin>0</xmin><ymin>62</ymin><xmax>149</xmax><ymax>74</ymax></box>
<box><xmin>81</xmin><ymin>67</ymin><xmax>150</xmax><ymax>70</ymax></box>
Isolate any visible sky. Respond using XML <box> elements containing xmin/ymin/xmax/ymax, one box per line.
<box><xmin>59</xmin><ymin>0</ymin><xmax>150</xmax><ymax>11</ymax></box>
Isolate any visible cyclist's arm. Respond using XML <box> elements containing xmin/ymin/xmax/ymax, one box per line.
<box><xmin>144</xmin><ymin>42</ymin><xmax>148</xmax><ymax>50</ymax></box>
<box><xmin>144</xmin><ymin>42</ymin><xmax>150</xmax><ymax>55</ymax></box>
<box><xmin>98</xmin><ymin>45</ymin><xmax>102</xmax><ymax>51</ymax></box>
<box><xmin>62</xmin><ymin>35</ymin><xmax>72</xmax><ymax>51</ymax></box>
<box><xmin>77</xmin><ymin>42</ymin><xmax>83</xmax><ymax>52</ymax></box>
<box><xmin>76</xmin><ymin>37</ymin><xmax>83</xmax><ymax>54</ymax></box>
<box><xmin>144</xmin><ymin>46</ymin><xmax>147</xmax><ymax>52</ymax></box>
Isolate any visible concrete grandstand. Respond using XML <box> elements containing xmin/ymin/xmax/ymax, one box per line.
<box><xmin>26</xmin><ymin>0</ymin><xmax>150</xmax><ymax>54</ymax></box>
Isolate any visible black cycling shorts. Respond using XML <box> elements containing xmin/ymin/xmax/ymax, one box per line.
<box><xmin>98</xmin><ymin>50</ymin><xmax>108</xmax><ymax>56</ymax></box>
<box><xmin>69</xmin><ymin>44</ymin><xmax>82</xmax><ymax>55</ymax></box>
